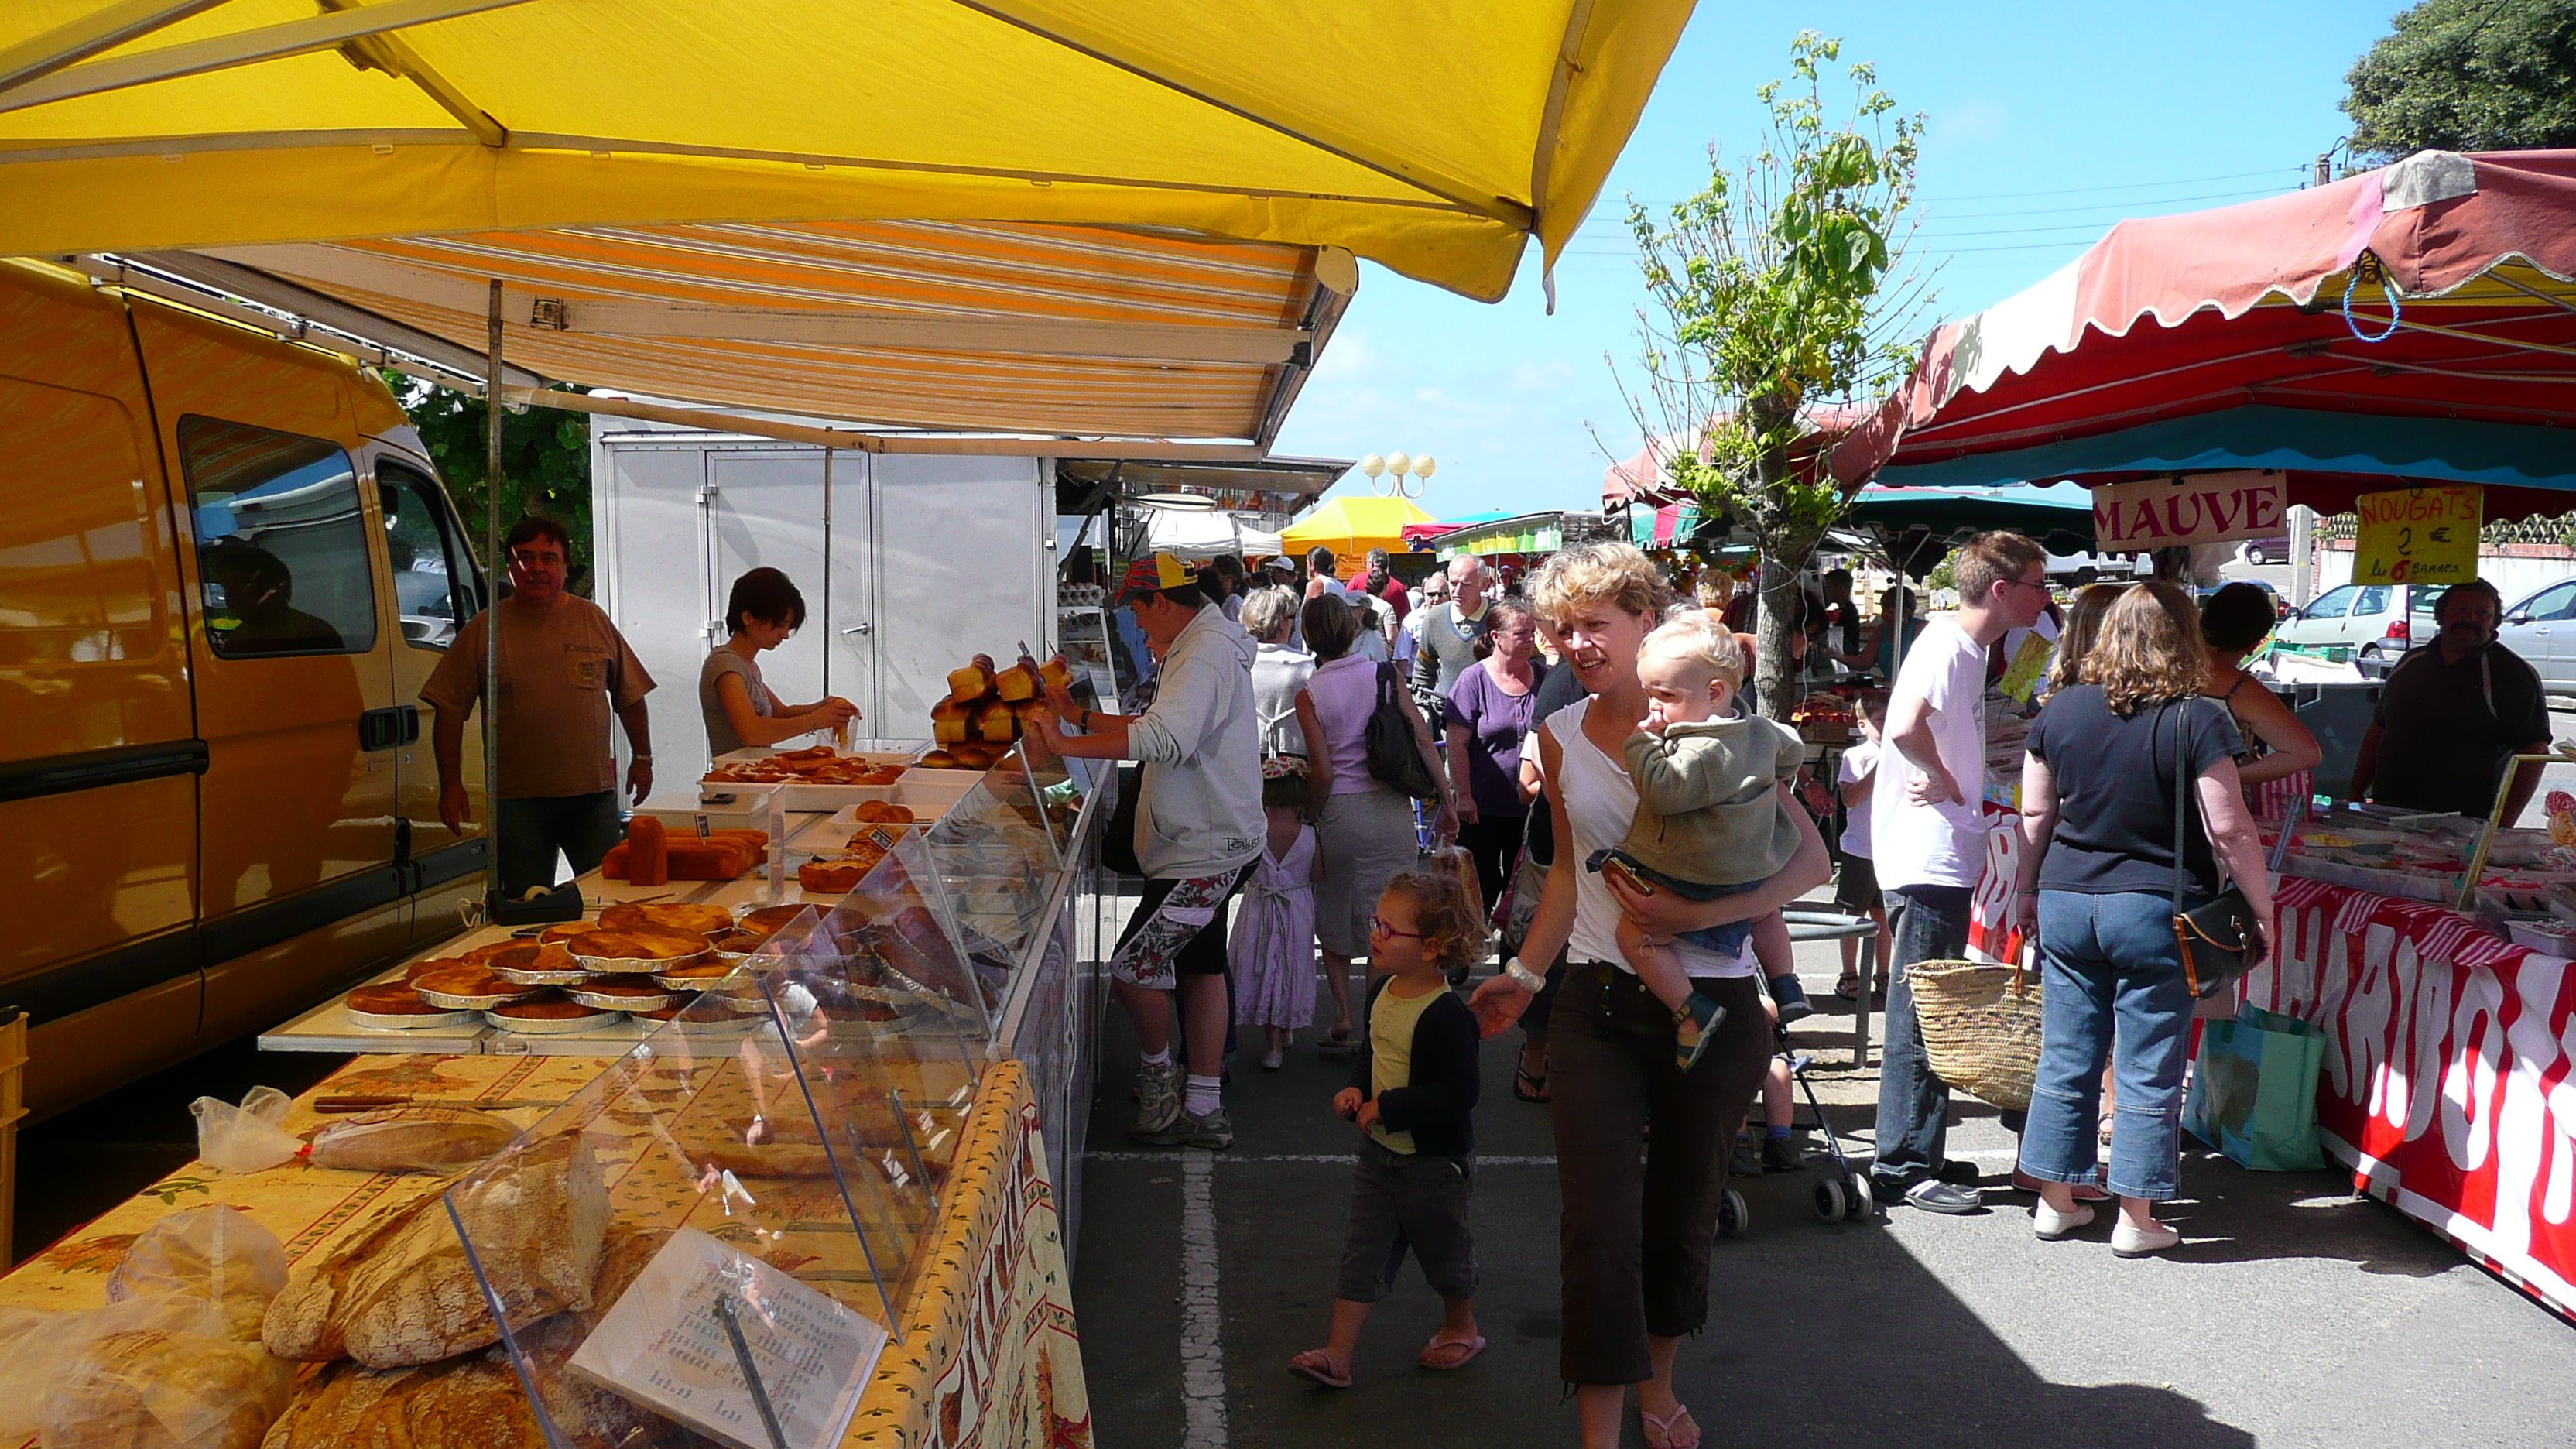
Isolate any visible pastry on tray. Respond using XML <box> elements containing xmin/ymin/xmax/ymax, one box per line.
<box><xmin>851</xmin><ymin>800</ymin><xmax>916</xmax><ymax>824</ymax></box>
<box><xmin>560</xmin><ymin>927</ymin><xmax>710</xmax><ymax>968</ymax></box>
<box><xmin>736</xmin><ymin>904</ymin><xmax>814</xmax><ymax>937</ymax></box>
<box><xmin>566</xmin><ymin>979</ymin><xmax>677</xmax><ymax>1012</ymax></box>
<box><xmin>486</xmin><ymin>994</ymin><xmax>621</xmax><ymax>1033</ymax></box>
<box><xmin>597</xmin><ymin>901</ymin><xmax>734</xmax><ymax>936</ymax></box>
<box><xmin>798</xmin><ymin>857</ymin><xmax>870</xmax><ymax>895</ymax></box>
<box><xmin>484</xmin><ymin>942</ymin><xmax>590</xmax><ymax>986</ymax></box>
<box><xmin>410</xmin><ymin>966</ymin><xmax>540</xmax><ymax>1011</ymax></box>
<box><xmin>344</xmin><ymin>982</ymin><xmax>478</xmax><ymax>1029</ymax></box>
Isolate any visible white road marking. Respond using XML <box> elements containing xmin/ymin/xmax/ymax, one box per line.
<box><xmin>1180</xmin><ymin>1149</ymin><xmax>1227</xmax><ymax>1449</ymax></box>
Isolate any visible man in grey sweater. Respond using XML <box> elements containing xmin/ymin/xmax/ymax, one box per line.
<box><xmin>1410</xmin><ymin>555</ymin><xmax>1494</xmax><ymax>699</ymax></box>
<box><xmin>1037</xmin><ymin>553</ymin><xmax>1264</xmax><ymax>1148</ymax></box>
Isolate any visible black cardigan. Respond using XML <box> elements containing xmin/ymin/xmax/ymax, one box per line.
<box><xmin>1351</xmin><ymin>975</ymin><xmax>1482</xmax><ymax>1159</ymax></box>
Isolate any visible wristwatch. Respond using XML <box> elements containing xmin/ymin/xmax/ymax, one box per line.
<box><xmin>1078</xmin><ymin>708</ymin><xmax>1095</xmax><ymax>732</ymax></box>
<box><xmin>1502</xmin><ymin>956</ymin><xmax>1547</xmax><ymax>992</ymax></box>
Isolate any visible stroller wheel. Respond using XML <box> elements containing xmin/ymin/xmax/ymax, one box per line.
<box><xmin>1718</xmin><ymin>1188</ymin><xmax>1749</xmax><ymax>1238</ymax></box>
<box><xmin>1847</xmin><ymin>1173</ymin><xmax>1876</xmax><ymax>1221</ymax></box>
<box><xmin>1813</xmin><ymin>1174</ymin><xmax>1848</xmax><ymax>1223</ymax></box>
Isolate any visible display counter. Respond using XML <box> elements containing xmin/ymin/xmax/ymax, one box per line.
<box><xmin>0</xmin><ymin>737</ymin><xmax>1112</xmax><ymax>1449</ymax></box>
<box><xmin>2250</xmin><ymin>875</ymin><xmax>2576</xmax><ymax>1323</ymax></box>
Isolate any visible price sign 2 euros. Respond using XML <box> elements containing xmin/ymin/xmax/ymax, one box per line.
<box><xmin>2353</xmin><ymin>486</ymin><xmax>2481</xmax><ymax>585</ymax></box>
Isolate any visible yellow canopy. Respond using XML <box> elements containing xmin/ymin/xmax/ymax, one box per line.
<box><xmin>1278</xmin><ymin>494</ymin><xmax>1434</xmax><ymax>567</ymax></box>
<box><xmin>0</xmin><ymin>0</ymin><xmax>1696</xmax><ymax>303</ymax></box>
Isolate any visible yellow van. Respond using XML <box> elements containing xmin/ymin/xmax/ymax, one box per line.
<box><xmin>1</xmin><ymin>259</ymin><xmax>488</xmax><ymax>1118</ymax></box>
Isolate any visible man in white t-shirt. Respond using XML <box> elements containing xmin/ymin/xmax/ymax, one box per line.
<box><xmin>1868</xmin><ymin>530</ymin><xmax>2052</xmax><ymax>1213</ymax></box>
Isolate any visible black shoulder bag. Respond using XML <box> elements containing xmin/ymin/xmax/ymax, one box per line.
<box><xmin>2170</xmin><ymin>699</ymin><xmax>2263</xmax><ymax>999</ymax></box>
<box><xmin>1365</xmin><ymin>663</ymin><xmax>1439</xmax><ymax>800</ymax></box>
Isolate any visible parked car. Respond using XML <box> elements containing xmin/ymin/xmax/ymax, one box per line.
<box><xmin>2</xmin><ymin>259</ymin><xmax>488</xmax><ymax>1118</ymax></box>
<box><xmin>2240</xmin><ymin>536</ymin><xmax>2292</xmax><ymax>566</ymax></box>
<box><xmin>2496</xmin><ymin>579</ymin><xmax>2576</xmax><ymax>694</ymax></box>
<box><xmin>2272</xmin><ymin>581</ymin><xmax>2448</xmax><ymax>666</ymax></box>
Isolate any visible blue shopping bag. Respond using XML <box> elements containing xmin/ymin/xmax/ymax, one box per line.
<box><xmin>2184</xmin><ymin>1005</ymin><xmax>2327</xmax><ymax>1171</ymax></box>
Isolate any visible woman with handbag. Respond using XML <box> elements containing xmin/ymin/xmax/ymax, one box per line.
<box><xmin>1444</xmin><ymin>599</ymin><xmax>1546</xmax><ymax>919</ymax></box>
<box><xmin>1297</xmin><ymin>594</ymin><xmax>1457</xmax><ymax>1046</ymax></box>
<box><xmin>2013</xmin><ymin>581</ymin><xmax>2277</xmax><ymax>1256</ymax></box>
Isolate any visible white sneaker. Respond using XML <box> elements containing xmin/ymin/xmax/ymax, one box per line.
<box><xmin>2111</xmin><ymin>1218</ymin><xmax>2181</xmax><ymax>1257</ymax></box>
<box><xmin>2033</xmin><ymin>1201</ymin><xmax>2095</xmax><ymax>1241</ymax></box>
<box><xmin>1259</xmin><ymin>1048</ymin><xmax>1285</xmax><ymax>1071</ymax></box>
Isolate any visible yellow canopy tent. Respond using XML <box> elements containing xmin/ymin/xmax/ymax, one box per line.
<box><xmin>0</xmin><ymin>0</ymin><xmax>1696</xmax><ymax>304</ymax></box>
<box><xmin>1278</xmin><ymin>494</ymin><xmax>1434</xmax><ymax>568</ymax></box>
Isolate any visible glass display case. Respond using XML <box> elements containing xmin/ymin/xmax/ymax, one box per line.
<box><xmin>447</xmin><ymin>940</ymin><xmax>978</xmax><ymax>1449</ymax></box>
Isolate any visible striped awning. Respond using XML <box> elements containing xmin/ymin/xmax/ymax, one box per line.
<box><xmin>103</xmin><ymin>216</ymin><xmax>1345</xmax><ymax>444</ymax></box>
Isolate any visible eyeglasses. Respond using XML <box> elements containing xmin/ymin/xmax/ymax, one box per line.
<box><xmin>510</xmin><ymin>550</ymin><xmax>567</xmax><ymax>567</ymax></box>
<box><xmin>1368</xmin><ymin>913</ymin><xmax>1426</xmax><ymax>940</ymax></box>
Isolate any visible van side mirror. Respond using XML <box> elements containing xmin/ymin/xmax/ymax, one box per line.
<box><xmin>2507</xmin><ymin>610</ymin><xmax>2532</xmax><ymax>625</ymax></box>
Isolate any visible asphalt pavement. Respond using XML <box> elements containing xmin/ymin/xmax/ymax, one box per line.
<box><xmin>1070</xmin><ymin>891</ymin><xmax>2576</xmax><ymax>1449</ymax></box>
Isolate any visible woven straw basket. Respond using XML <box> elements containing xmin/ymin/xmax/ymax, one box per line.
<box><xmin>1909</xmin><ymin>959</ymin><xmax>2044</xmax><ymax>1113</ymax></box>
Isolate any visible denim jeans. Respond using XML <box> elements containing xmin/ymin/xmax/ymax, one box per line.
<box><xmin>2022</xmin><ymin>889</ymin><xmax>2196</xmax><ymax>1199</ymax></box>
<box><xmin>1872</xmin><ymin>883</ymin><xmax>1974</xmax><ymax>1188</ymax></box>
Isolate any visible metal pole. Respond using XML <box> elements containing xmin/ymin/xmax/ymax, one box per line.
<box><xmin>483</xmin><ymin>279</ymin><xmax>504</xmax><ymax>904</ymax></box>
<box><xmin>2288</xmin><ymin>504</ymin><xmax>2315</xmax><ymax>608</ymax></box>
<box><xmin>820</xmin><ymin>447</ymin><xmax>833</xmax><ymax>697</ymax></box>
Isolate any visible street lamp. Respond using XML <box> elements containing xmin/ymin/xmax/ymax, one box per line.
<box><xmin>1358</xmin><ymin>451</ymin><xmax>1437</xmax><ymax>499</ymax></box>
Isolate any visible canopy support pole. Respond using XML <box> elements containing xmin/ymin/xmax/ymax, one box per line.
<box><xmin>483</xmin><ymin>279</ymin><xmax>504</xmax><ymax>907</ymax></box>
<box><xmin>501</xmin><ymin>386</ymin><xmax>1269</xmax><ymax>461</ymax></box>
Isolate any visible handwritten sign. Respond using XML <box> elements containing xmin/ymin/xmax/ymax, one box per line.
<box><xmin>2353</xmin><ymin>486</ymin><xmax>2480</xmax><ymax>584</ymax></box>
<box><xmin>569</xmin><ymin>1227</ymin><xmax>886</xmax><ymax>1449</ymax></box>
<box><xmin>2091</xmin><ymin>471</ymin><xmax>2286</xmax><ymax>550</ymax></box>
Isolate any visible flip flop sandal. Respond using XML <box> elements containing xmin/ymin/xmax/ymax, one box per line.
<box><xmin>1513</xmin><ymin>1064</ymin><xmax>1550</xmax><ymax>1103</ymax></box>
<box><xmin>1831</xmin><ymin>975</ymin><xmax>1862</xmax><ymax>1000</ymax></box>
<box><xmin>1287</xmin><ymin>1349</ymin><xmax>1352</xmax><ymax>1389</ymax></box>
<box><xmin>1640</xmin><ymin>1402</ymin><xmax>1700</xmax><ymax>1449</ymax></box>
<box><xmin>1417</xmin><ymin>1334</ymin><xmax>1486</xmax><ymax>1370</ymax></box>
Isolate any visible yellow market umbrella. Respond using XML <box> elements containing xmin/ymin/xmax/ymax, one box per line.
<box><xmin>1278</xmin><ymin>494</ymin><xmax>1435</xmax><ymax>569</ymax></box>
<box><xmin>0</xmin><ymin>0</ymin><xmax>1696</xmax><ymax>303</ymax></box>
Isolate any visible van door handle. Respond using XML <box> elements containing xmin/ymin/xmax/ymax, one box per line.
<box><xmin>358</xmin><ymin>706</ymin><xmax>416</xmax><ymax>752</ymax></box>
<box><xmin>842</xmin><ymin>622</ymin><xmax>872</xmax><ymax>635</ymax></box>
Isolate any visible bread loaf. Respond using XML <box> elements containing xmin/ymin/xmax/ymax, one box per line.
<box><xmin>258</xmin><ymin>1352</ymin><xmax>544</xmax><ymax>1449</ymax></box>
<box><xmin>1036</xmin><ymin>656</ymin><xmax>1075</xmax><ymax>690</ymax></box>
<box><xmin>303</xmin><ymin>1108</ymin><xmax>520</xmax><ymax>1173</ymax></box>
<box><xmin>263</xmin><ymin>1133</ymin><xmax>609</xmax><ymax>1368</ymax></box>
<box><xmin>625</xmin><ymin>815</ymin><xmax>667</xmax><ymax>887</ymax></box>
<box><xmin>994</xmin><ymin>663</ymin><xmax>1039</xmax><ymax>702</ymax></box>
<box><xmin>945</xmin><ymin>662</ymin><xmax>995</xmax><ymax>701</ymax></box>
<box><xmin>48</xmin><ymin>1327</ymin><xmax>294</xmax><ymax>1449</ymax></box>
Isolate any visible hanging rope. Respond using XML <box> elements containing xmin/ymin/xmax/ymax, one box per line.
<box><xmin>2342</xmin><ymin>252</ymin><xmax>2401</xmax><ymax>344</ymax></box>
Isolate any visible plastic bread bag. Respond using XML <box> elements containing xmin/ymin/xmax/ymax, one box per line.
<box><xmin>0</xmin><ymin>1296</ymin><xmax>197</xmax><ymax>1443</ymax></box>
<box><xmin>190</xmin><ymin>1086</ymin><xmax>302</xmax><ymax>1173</ymax></box>
<box><xmin>106</xmin><ymin>1206</ymin><xmax>289</xmax><ymax>1341</ymax></box>
<box><xmin>301</xmin><ymin>1105</ymin><xmax>522</xmax><ymax>1173</ymax></box>
<box><xmin>39</xmin><ymin>1325</ymin><xmax>295</xmax><ymax>1449</ymax></box>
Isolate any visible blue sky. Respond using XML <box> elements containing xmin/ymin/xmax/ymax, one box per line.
<box><xmin>1271</xmin><ymin>0</ymin><xmax>2400</xmax><ymax>519</ymax></box>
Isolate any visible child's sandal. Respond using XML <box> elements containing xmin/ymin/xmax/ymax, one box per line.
<box><xmin>1288</xmin><ymin>1348</ymin><xmax>1352</xmax><ymax>1389</ymax></box>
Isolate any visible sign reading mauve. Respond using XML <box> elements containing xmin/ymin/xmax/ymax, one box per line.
<box><xmin>2091</xmin><ymin>471</ymin><xmax>2287</xmax><ymax>550</ymax></box>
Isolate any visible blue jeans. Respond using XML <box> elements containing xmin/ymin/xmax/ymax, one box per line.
<box><xmin>2023</xmin><ymin>890</ymin><xmax>2196</xmax><ymax>1200</ymax></box>
<box><xmin>1872</xmin><ymin>883</ymin><xmax>1973</xmax><ymax>1188</ymax></box>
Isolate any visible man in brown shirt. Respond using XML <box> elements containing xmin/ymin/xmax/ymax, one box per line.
<box><xmin>423</xmin><ymin>516</ymin><xmax>656</xmax><ymax>896</ymax></box>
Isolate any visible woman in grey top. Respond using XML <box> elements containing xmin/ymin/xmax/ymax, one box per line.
<box><xmin>1242</xmin><ymin>586</ymin><xmax>1315</xmax><ymax>759</ymax></box>
<box><xmin>701</xmin><ymin>567</ymin><xmax>858</xmax><ymax>756</ymax></box>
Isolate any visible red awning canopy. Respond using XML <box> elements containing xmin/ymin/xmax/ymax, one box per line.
<box><xmin>1835</xmin><ymin>150</ymin><xmax>2576</xmax><ymax>521</ymax></box>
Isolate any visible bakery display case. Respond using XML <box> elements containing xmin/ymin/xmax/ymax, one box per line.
<box><xmin>443</xmin><ymin>965</ymin><xmax>968</xmax><ymax>1449</ymax></box>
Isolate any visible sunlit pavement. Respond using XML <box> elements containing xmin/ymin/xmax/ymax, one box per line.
<box><xmin>1071</xmin><ymin>891</ymin><xmax>2576</xmax><ymax>1449</ymax></box>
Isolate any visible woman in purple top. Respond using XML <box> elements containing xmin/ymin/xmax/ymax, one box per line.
<box><xmin>1444</xmin><ymin>598</ymin><xmax>1544</xmax><ymax>919</ymax></box>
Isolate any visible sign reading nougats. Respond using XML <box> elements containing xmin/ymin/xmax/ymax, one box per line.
<box><xmin>2091</xmin><ymin>471</ymin><xmax>2287</xmax><ymax>550</ymax></box>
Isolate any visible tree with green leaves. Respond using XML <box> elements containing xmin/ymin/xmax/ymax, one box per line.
<box><xmin>382</xmin><ymin>372</ymin><xmax>597</xmax><ymax>591</ymax></box>
<box><xmin>2344</xmin><ymin>0</ymin><xmax>2576</xmax><ymax>162</ymax></box>
<box><xmin>1614</xmin><ymin>32</ymin><xmax>1927</xmax><ymax>718</ymax></box>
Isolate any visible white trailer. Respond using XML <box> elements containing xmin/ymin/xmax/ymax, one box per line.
<box><xmin>590</xmin><ymin>412</ymin><xmax>1055</xmax><ymax>789</ymax></box>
